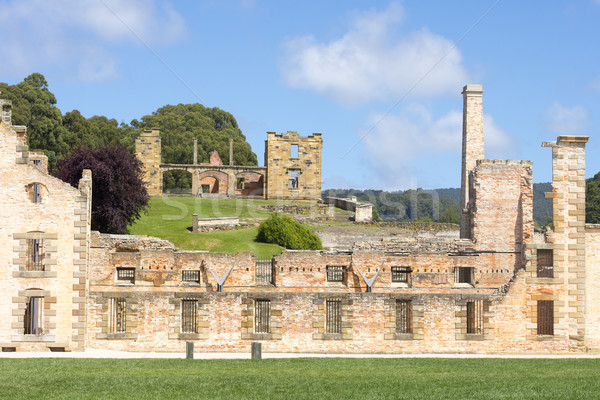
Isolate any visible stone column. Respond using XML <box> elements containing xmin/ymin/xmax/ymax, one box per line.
<box><xmin>193</xmin><ymin>138</ymin><xmax>198</xmax><ymax>165</ymax></box>
<box><xmin>460</xmin><ymin>84</ymin><xmax>484</xmax><ymax>239</ymax></box>
<box><xmin>229</xmin><ymin>139</ymin><xmax>234</xmax><ymax>166</ymax></box>
<box><xmin>544</xmin><ymin>135</ymin><xmax>589</xmax><ymax>345</ymax></box>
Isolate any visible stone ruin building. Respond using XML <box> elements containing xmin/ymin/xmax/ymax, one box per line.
<box><xmin>1</xmin><ymin>85</ymin><xmax>600</xmax><ymax>354</ymax></box>
<box><xmin>135</xmin><ymin>129</ymin><xmax>323</xmax><ymax>200</ymax></box>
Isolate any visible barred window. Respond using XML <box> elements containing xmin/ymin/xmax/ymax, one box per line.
<box><xmin>255</xmin><ymin>299</ymin><xmax>271</xmax><ymax>334</ymax></box>
<box><xmin>326</xmin><ymin>299</ymin><xmax>342</xmax><ymax>334</ymax></box>
<box><xmin>255</xmin><ymin>258</ymin><xmax>274</xmax><ymax>285</ymax></box>
<box><xmin>537</xmin><ymin>300</ymin><xmax>554</xmax><ymax>335</ymax></box>
<box><xmin>455</xmin><ymin>267</ymin><xmax>474</xmax><ymax>285</ymax></box>
<box><xmin>26</xmin><ymin>238</ymin><xmax>44</xmax><ymax>271</ymax></box>
<box><xmin>116</xmin><ymin>268</ymin><xmax>135</xmax><ymax>284</ymax></box>
<box><xmin>391</xmin><ymin>267</ymin><xmax>411</xmax><ymax>284</ymax></box>
<box><xmin>182</xmin><ymin>270</ymin><xmax>200</xmax><ymax>283</ymax></box>
<box><xmin>24</xmin><ymin>297</ymin><xmax>44</xmax><ymax>335</ymax></box>
<box><xmin>395</xmin><ymin>300</ymin><xmax>413</xmax><ymax>334</ymax></box>
<box><xmin>109</xmin><ymin>298</ymin><xmax>126</xmax><ymax>334</ymax></box>
<box><xmin>466</xmin><ymin>300</ymin><xmax>484</xmax><ymax>334</ymax></box>
<box><xmin>537</xmin><ymin>249</ymin><xmax>553</xmax><ymax>278</ymax></box>
<box><xmin>326</xmin><ymin>265</ymin><xmax>345</xmax><ymax>283</ymax></box>
<box><xmin>181</xmin><ymin>299</ymin><xmax>198</xmax><ymax>334</ymax></box>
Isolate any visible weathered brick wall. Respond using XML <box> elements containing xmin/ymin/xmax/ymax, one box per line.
<box><xmin>470</xmin><ymin>160</ymin><xmax>533</xmax><ymax>252</ymax></box>
<box><xmin>264</xmin><ymin>131</ymin><xmax>322</xmax><ymax>200</ymax></box>
<box><xmin>135</xmin><ymin>129</ymin><xmax>162</xmax><ymax>196</ymax></box>
<box><xmin>0</xmin><ymin>119</ymin><xmax>91</xmax><ymax>351</ymax></box>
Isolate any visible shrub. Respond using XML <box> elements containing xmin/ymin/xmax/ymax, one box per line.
<box><xmin>256</xmin><ymin>214</ymin><xmax>322</xmax><ymax>250</ymax></box>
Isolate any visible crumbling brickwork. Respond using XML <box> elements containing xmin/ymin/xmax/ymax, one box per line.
<box><xmin>135</xmin><ymin>129</ymin><xmax>162</xmax><ymax>196</ymax></box>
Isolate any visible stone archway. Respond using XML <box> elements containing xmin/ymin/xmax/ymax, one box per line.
<box><xmin>196</xmin><ymin>170</ymin><xmax>229</xmax><ymax>196</ymax></box>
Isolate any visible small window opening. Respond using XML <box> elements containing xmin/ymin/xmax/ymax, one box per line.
<box><xmin>537</xmin><ymin>249</ymin><xmax>553</xmax><ymax>278</ymax></box>
<box><xmin>289</xmin><ymin>170</ymin><xmax>299</xmax><ymax>189</ymax></box>
<box><xmin>109</xmin><ymin>298</ymin><xmax>126</xmax><ymax>333</ymax></box>
<box><xmin>396</xmin><ymin>300</ymin><xmax>413</xmax><ymax>334</ymax></box>
<box><xmin>24</xmin><ymin>297</ymin><xmax>44</xmax><ymax>335</ymax></box>
<box><xmin>537</xmin><ymin>300</ymin><xmax>554</xmax><ymax>335</ymax></box>
<box><xmin>116</xmin><ymin>267</ymin><xmax>135</xmax><ymax>284</ymax></box>
<box><xmin>26</xmin><ymin>238</ymin><xmax>44</xmax><ymax>271</ymax></box>
<box><xmin>455</xmin><ymin>267</ymin><xmax>474</xmax><ymax>285</ymax></box>
<box><xmin>182</xmin><ymin>270</ymin><xmax>200</xmax><ymax>283</ymax></box>
<box><xmin>236</xmin><ymin>178</ymin><xmax>245</xmax><ymax>190</ymax></box>
<box><xmin>326</xmin><ymin>265</ymin><xmax>346</xmax><ymax>283</ymax></box>
<box><xmin>33</xmin><ymin>159</ymin><xmax>41</xmax><ymax>168</ymax></box>
<box><xmin>255</xmin><ymin>299</ymin><xmax>271</xmax><ymax>334</ymax></box>
<box><xmin>255</xmin><ymin>257</ymin><xmax>274</xmax><ymax>285</ymax></box>
<box><xmin>290</xmin><ymin>144</ymin><xmax>299</xmax><ymax>158</ymax></box>
<box><xmin>181</xmin><ymin>299</ymin><xmax>198</xmax><ymax>334</ymax></box>
<box><xmin>466</xmin><ymin>300</ymin><xmax>484</xmax><ymax>334</ymax></box>
<box><xmin>391</xmin><ymin>267</ymin><xmax>411</xmax><ymax>284</ymax></box>
<box><xmin>325</xmin><ymin>299</ymin><xmax>342</xmax><ymax>334</ymax></box>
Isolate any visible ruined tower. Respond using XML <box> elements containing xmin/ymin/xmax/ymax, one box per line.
<box><xmin>460</xmin><ymin>85</ymin><xmax>485</xmax><ymax>239</ymax></box>
<box><xmin>264</xmin><ymin>131</ymin><xmax>322</xmax><ymax>200</ymax></box>
<box><xmin>135</xmin><ymin>129</ymin><xmax>162</xmax><ymax>196</ymax></box>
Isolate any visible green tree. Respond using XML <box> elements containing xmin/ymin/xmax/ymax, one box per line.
<box><xmin>586</xmin><ymin>172</ymin><xmax>600</xmax><ymax>223</ymax></box>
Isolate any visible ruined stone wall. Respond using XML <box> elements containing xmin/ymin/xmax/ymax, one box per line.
<box><xmin>470</xmin><ymin>160</ymin><xmax>533</xmax><ymax>252</ymax></box>
<box><xmin>585</xmin><ymin>225</ymin><xmax>600</xmax><ymax>349</ymax></box>
<box><xmin>323</xmin><ymin>197</ymin><xmax>373</xmax><ymax>222</ymax></box>
<box><xmin>135</xmin><ymin>129</ymin><xmax>162</xmax><ymax>196</ymax></box>
<box><xmin>84</xmin><ymin>232</ymin><xmax>580</xmax><ymax>353</ymax></box>
<box><xmin>0</xmin><ymin>119</ymin><xmax>92</xmax><ymax>352</ymax></box>
<box><xmin>264</xmin><ymin>131</ymin><xmax>322</xmax><ymax>200</ymax></box>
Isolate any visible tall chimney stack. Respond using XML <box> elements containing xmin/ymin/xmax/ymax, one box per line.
<box><xmin>229</xmin><ymin>139</ymin><xmax>234</xmax><ymax>166</ymax></box>
<box><xmin>460</xmin><ymin>84</ymin><xmax>484</xmax><ymax>239</ymax></box>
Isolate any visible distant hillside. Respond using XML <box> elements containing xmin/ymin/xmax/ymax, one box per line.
<box><xmin>323</xmin><ymin>183</ymin><xmax>553</xmax><ymax>226</ymax></box>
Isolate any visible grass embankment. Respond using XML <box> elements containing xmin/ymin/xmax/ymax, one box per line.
<box><xmin>128</xmin><ymin>196</ymin><xmax>326</xmax><ymax>257</ymax></box>
<box><xmin>0</xmin><ymin>358</ymin><xmax>599</xmax><ymax>399</ymax></box>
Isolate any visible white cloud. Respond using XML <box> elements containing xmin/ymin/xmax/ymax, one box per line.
<box><xmin>361</xmin><ymin>106</ymin><xmax>515</xmax><ymax>189</ymax></box>
<box><xmin>279</xmin><ymin>2</ymin><xmax>469</xmax><ymax>105</ymax></box>
<box><xmin>542</xmin><ymin>102</ymin><xmax>590</xmax><ymax>134</ymax></box>
<box><xmin>0</xmin><ymin>0</ymin><xmax>186</xmax><ymax>81</ymax></box>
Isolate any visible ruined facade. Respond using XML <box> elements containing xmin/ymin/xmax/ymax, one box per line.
<box><xmin>136</xmin><ymin>130</ymin><xmax>322</xmax><ymax>200</ymax></box>
<box><xmin>2</xmin><ymin>86</ymin><xmax>600</xmax><ymax>354</ymax></box>
<box><xmin>0</xmin><ymin>100</ymin><xmax>92</xmax><ymax>352</ymax></box>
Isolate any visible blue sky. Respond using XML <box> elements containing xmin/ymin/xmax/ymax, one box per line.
<box><xmin>1</xmin><ymin>0</ymin><xmax>599</xmax><ymax>190</ymax></box>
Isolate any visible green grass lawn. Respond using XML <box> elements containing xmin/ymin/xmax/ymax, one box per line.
<box><xmin>128</xmin><ymin>196</ymin><xmax>334</xmax><ymax>257</ymax></box>
<box><xmin>0</xmin><ymin>358</ymin><xmax>599</xmax><ymax>399</ymax></box>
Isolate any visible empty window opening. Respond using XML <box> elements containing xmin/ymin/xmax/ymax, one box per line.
<box><xmin>255</xmin><ymin>257</ymin><xmax>274</xmax><ymax>285</ymax></box>
<box><xmin>396</xmin><ymin>300</ymin><xmax>413</xmax><ymax>334</ymax></box>
<box><xmin>182</xmin><ymin>270</ymin><xmax>200</xmax><ymax>283</ymax></box>
<box><xmin>290</xmin><ymin>144</ymin><xmax>299</xmax><ymax>158</ymax></box>
<box><xmin>326</xmin><ymin>265</ymin><xmax>346</xmax><ymax>283</ymax></box>
<box><xmin>255</xmin><ymin>299</ymin><xmax>271</xmax><ymax>334</ymax></box>
<box><xmin>33</xmin><ymin>159</ymin><xmax>41</xmax><ymax>168</ymax></box>
<box><xmin>466</xmin><ymin>300</ymin><xmax>484</xmax><ymax>334</ymax></box>
<box><xmin>109</xmin><ymin>298</ymin><xmax>126</xmax><ymax>333</ymax></box>
<box><xmin>537</xmin><ymin>249</ymin><xmax>554</xmax><ymax>278</ymax></box>
<box><xmin>26</xmin><ymin>238</ymin><xmax>44</xmax><ymax>271</ymax></box>
<box><xmin>33</xmin><ymin>183</ymin><xmax>41</xmax><ymax>203</ymax></box>
<box><xmin>201</xmin><ymin>184</ymin><xmax>210</xmax><ymax>194</ymax></box>
<box><xmin>391</xmin><ymin>267</ymin><xmax>411</xmax><ymax>284</ymax></box>
<box><xmin>326</xmin><ymin>299</ymin><xmax>342</xmax><ymax>334</ymax></box>
<box><xmin>289</xmin><ymin>170</ymin><xmax>299</xmax><ymax>189</ymax></box>
<box><xmin>537</xmin><ymin>300</ymin><xmax>554</xmax><ymax>335</ymax></box>
<box><xmin>181</xmin><ymin>299</ymin><xmax>198</xmax><ymax>334</ymax></box>
<box><xmin>24</xmin><ymin>297</ymin><xmax>44</xmax><ymax>335</ymax></box>
<box><xmin>455</xmin><ymin>267</ymin><xmax>474</xmax><ymax>285</ymax></box>
<box><xmin>236</xmin><ymin>177</ymin><xmax>245</xmax><ymax>190</ymax></box>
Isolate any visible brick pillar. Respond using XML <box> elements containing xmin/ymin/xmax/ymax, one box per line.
<box><xmin>544</xmin><ymin>135</ymin><xmax>589</xmax><ymax>344</ymax></box>
<box><xmin>229</xmin><ymin>139</ymin><xmax>234</xmax><ymax>166</ymax></box>
<box><xmin>460</xmin><ymin>84</ymin><xmax>485</xmax><ymax>239</ymax></box>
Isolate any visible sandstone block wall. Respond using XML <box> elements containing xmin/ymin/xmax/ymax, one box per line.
<box><xmin>135</xmin><ymin>129</ymin><xmax>162</xmax><ymax>196</ymax></box>
<box><xmin>264</xmin><ymin>131</ymin><xmax>322</xmax><ymax>200</ymax></box>
<box><xmin>0</xmin><ymin>119</ymin><xmax>91</xmax><ymax>352</ymax></box>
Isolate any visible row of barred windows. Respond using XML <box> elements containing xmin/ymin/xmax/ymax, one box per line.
<box><xmin>100</xmin><ymin>298</ymin><xmax>554</xmax><ymax>337</ymax></box>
